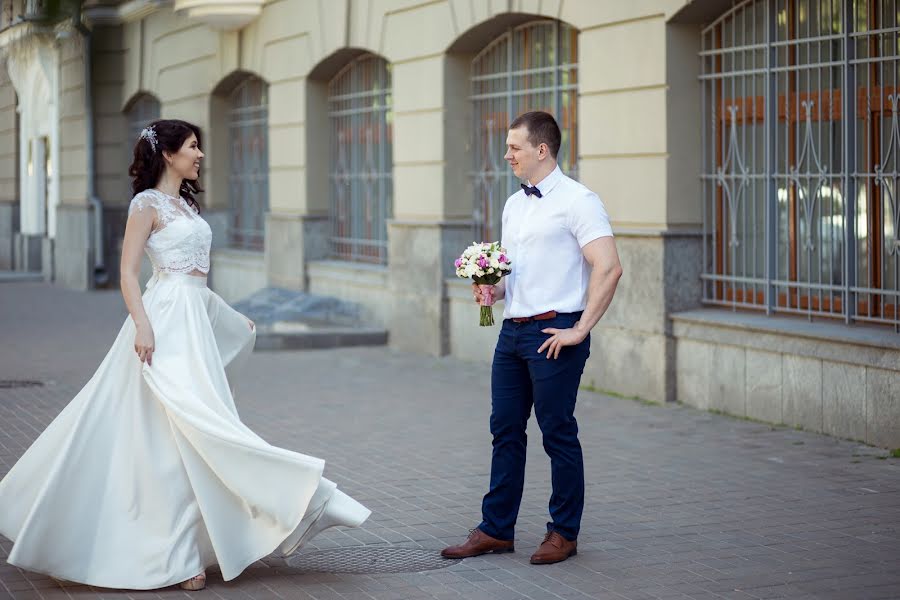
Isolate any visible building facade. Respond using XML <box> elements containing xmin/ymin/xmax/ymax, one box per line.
<box><xmin>1</xmin><ymin>0</ymin><xmax>897</xmax><ymax>446</ymax></box>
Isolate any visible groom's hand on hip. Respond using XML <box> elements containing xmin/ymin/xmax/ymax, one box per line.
<box><xmin>538</xmin><ymin>323</ymin><xmax>587</xmax><ymax>359</ymax></box>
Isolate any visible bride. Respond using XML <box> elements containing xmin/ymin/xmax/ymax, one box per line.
<box><xmin>0</xmin><ymin>119</ymin><xmax>370</xmax><ymax>591</ymax></box>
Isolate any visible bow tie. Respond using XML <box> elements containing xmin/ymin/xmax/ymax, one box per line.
<box><xmin>521</xmin><ymin>184</ymin><xmax>542</xmax><ymax>198</ymax></box>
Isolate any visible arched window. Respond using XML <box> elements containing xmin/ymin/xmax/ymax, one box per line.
<box><xmin>126</xmin><ymin>93</ymin><xmax>160</xmax><ymax>152</ymax></box>
<box><xmin>328</xmin><ymin>54</ymin><xmax>393</xmax><ymax>264</ymax></box>
<box><xmin>228</xmin><ymin>76</ymin><xmax>269</xmax><ymax>250</ymax></box>
<box><xmin>701</xmin><ymin>0</ymin><xmax>899</xmax><ymax>329</ymax></box>
<box><xmin>471</xmin><ymin>20</ymin><xmax>578</xmax><ymax>241</ymax></box>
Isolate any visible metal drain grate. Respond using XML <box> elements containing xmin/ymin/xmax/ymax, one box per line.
<box><xmin>285</xmin><ymin>547</ymin><xmax>454</xmax><ymax>574</ymax></box>
<box><xmin>0</xmin><ymin>380</ymin><xmax>43</xmax><ymax>389</ymax></box>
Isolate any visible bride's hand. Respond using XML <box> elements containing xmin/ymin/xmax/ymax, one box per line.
<box><xmin>134</xmin><ymin>323</ymin><xmax>155</xmax><ymax>366</ymax></box>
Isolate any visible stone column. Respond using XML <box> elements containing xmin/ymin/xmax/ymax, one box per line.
<box><xmin>264</xmin><ymin>75</ymin><xmax>330</xmax><ymax>291</ymax></box>
<box><xmin>0</xmin><ymin>62</ymin><xmax>18</xmax><ymax>270</ymax></box>
<box><xmin>574</xmin><ymin>13</ymin><xmax>703</xmax><ymax>403</ymax></box>
<box><xmin>55</xmin><ymin>33</ymin><xmax>93</xmax><ymax>289</ymax></box>
<box><xmin>92</xmin><ymin>25</ymin><xmax>129</xmax><ymax>286</ymax></box>
<box><xmin>387</xmin><ymin>50</ymin><xmax>472</xmax><ymax>355</ymax></box>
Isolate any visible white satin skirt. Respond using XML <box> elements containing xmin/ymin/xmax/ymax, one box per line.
<box><xmin>0</xmin><ymin>272</ymin><xmax>369</xmax><ymax>590</ymax></box>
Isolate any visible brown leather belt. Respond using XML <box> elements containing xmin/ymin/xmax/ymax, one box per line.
<box><xmin>511</xmin><ymin>310</ymin><xmax>557</xmax><ymax>323</ymax></box>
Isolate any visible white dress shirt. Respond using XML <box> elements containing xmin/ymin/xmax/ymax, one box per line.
<box><xmin>501</xmin><ymin>165</ymin><xmax>614</xmax><ymax>319</ymax></box>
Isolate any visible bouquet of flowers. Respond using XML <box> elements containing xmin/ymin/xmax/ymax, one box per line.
<box><xmin>454</xmin><ymin>241</ymin><xmax>512</xmax><ymax>326</ymax></box>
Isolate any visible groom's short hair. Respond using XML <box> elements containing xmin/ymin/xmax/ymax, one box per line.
<box><xmin>509</xmin><ymin>111</ymin><xmax>561</xmax><ymax>159</ymax></box>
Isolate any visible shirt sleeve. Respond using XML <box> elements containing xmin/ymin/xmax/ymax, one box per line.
<box><xmin>569</xmin><ymin>190</ymin><xmax>614</xmax><ymax>247</ymax></box>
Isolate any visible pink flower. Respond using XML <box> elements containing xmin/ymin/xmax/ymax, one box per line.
<box><xmin>477</xmin><ymin>257</ymin><xmax>488</xmax><ymax>269</ymax></box>
<box><xmin>454</xmin><ymin>258</ymin><xmax>463</xmax><ymax>268</ymax></box>
<box><xmin>499</xmin><ymin>254</ymin><xmax>508</xmax><ymax>264</ymax></box>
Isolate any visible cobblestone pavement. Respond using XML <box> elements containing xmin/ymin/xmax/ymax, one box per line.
<box><xmin>1</xmin><ymin>282</ymin><xmax>899</xmax><ymax>600</ymax></box>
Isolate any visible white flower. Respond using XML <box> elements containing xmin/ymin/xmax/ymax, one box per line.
<box><xmin>455</xmin><ymin>240</ymin><xmax>509</xmax><ymax>282</ymax></box>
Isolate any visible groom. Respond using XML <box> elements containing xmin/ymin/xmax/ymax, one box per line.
<box><xmin>442</xmin><ymin>111</ymin><xmax>622</xmax><ymax>565</ymax></box>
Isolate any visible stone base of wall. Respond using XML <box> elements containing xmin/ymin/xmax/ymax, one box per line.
<box><xmin>387</xmin><ymin>221</ymin><xmax>472</xmax><ymax>356</ymax></box>
<box><xmin>308</xmin><ymin>259</ymin><xmax>390</xmax><ymax>328</ymax></box>
<box><xmin>210</xmin><ymin>248</ymin><xmax>267</xmax><ymax>304</ymax></box>
<box><xmin>583</xmin><ymin>326</ymin><xmax>672</xmax><ymax>403</ymax></box>
<box><xmin>101</xmin><ymin>204</ymin><xmax>129</xmax><ymax>286</ymax></box>
<box><xmin>673</xmin><ymin>309</ymin><xmax>900</xmax><ymax>448</ymax></box>
<box><xmin>55</xmin><ymin>204</ymin><xmax>92</xmax><ymax>289</ymax></box>
<box><xmin>447</xmin><ymin>278</ymin><xmax>502</xmax><ymax>363</ymax></box>
<box><xmin>0</xmin><ymin>202</ymin><xmax>18</xmax><ymax>270</ymax></box>
<box><xmin>266</xmin><ymin>213</ymin><xmax>329</xmax><ymax>290</ymax></box>
<box><xmin>13</xmin><ymin>232</ymin><xmax>41</xmax><ymax>273</ymax></box>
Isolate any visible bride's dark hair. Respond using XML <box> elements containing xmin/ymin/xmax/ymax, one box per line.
<box><xmin>129</xmin><ymin>119</ymin><xmax>204</xmax><ymax>212</ymax></box>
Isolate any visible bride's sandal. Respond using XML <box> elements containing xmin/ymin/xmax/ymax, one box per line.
<box><xmin>179</xmin><ymin>571</ymin><xmax>206</xmax><ymax>591</ymax></box>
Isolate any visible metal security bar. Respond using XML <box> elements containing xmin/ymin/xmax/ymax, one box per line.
<box><xmin>328</xmin><ymin>54</ymin><xmax>392</xmax><ymax>264</ymax></box>
<box><xmin>470</xmin><ymin>20</ymin><xmax>578</xmax><ymax>242</ymax></box>
<box><xmin>701</xmin><ymin>0</ymin><xmax>900</xmax><ymax>330</ymax></box>
<box><xmin>228</xmin><ymin>76</ymin><xmax>268</xmax><ymax>251</ymax></box>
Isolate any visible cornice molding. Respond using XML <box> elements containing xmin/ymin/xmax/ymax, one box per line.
<box><xmin>83</xmin><ymin>0</ymin><xmax>172</xmax><ymax>26</ymax></box>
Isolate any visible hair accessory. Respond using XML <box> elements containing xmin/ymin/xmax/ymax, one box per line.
<box><xmin>140</xmin><ymin>126</ymin><xmax>158</xmax><ymax>153</ymax></box>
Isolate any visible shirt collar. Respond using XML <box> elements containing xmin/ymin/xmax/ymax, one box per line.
<box><xmin>527</xmin><ymin>165</ymin><xmax>564</xmax><ymax>197</ymax></box>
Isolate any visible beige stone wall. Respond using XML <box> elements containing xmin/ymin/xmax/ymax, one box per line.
<box><xmin>93</xmin><ymin>26</ymin><xmax>129</xmax><ymax>207</ymax></box>
<box><xmin>107</xmin><ymin>1</ymin><xmax>687</xmax><ymax>237</ymax></box>
<box><xmin>0</xmin><ymin>60</ymin><xmax>17</xmax><ymax>269</ymax></box>
<box><xmin>110</xmin><ymin>0</ymin><xmax>690</xmax><ymax>224</ymax></box>
<box><xmin>59</xmin><ymin>35</ymin><xmax>88</xmax><ymax>207</ymax></box>
<box><xmin>121</xmin><ymin>12</ymin><xmax>225</xmax><ymax>206</ymax></box>
<box><xmin>0</xmin><ymin>60</ymin><xmax>16</xmax><ymax>204</ymax></box>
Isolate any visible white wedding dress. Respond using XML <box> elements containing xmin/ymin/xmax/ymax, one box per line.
<box><xmin>0</xmin><ymin>189</ymin><xmax>370</xmax><ymax>590</ymax></box>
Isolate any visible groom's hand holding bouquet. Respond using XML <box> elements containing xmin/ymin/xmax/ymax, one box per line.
<box><xmin>454</xmin><ymin>242</ymin><xmax>511</xmax><ymax>326</ymax></box>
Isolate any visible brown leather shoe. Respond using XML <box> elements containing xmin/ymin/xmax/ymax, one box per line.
<box><xmin>441</xmin><ymin>528</ymin><xmax>514</xmax><ymax>559</ymax></box>
<box><xmin>530</xmin><ymin>531</ymin><xmax>577</xmax><ymax>564</ymax></box>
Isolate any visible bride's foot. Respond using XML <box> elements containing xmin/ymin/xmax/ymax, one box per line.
<box><xmin>282</xmin><ymin>490</ymin><xmax>371</xmax><ymax>555</ymax></box>
<box><xmin>308</xmin><ymin>490</ymin><xmax>370</xmax><ymax>537</ymax></box>
<box><xmin>179</xmin><ymin>571</ymin><xmax>206</xmax><ymax>591</ymax></box>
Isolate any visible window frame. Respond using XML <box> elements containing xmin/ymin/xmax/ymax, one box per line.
<box><xmin>227</xmin><ymin>75</ymin><xmax>269</xmax><ymax>252</ymax></box>
<box><xmin>469</xmin><ymin>20</ymin><xmax>579</xmax><ymax>242</ymax></box>
<box><xmin>327</xmin><ymin>53</ymin><xmax>393</xmax><ymax>265</ymax></box>
<box><xmin>701</xmin><ymin>0</ymin><xmax>900</xmax><ymax>330</ymax></box>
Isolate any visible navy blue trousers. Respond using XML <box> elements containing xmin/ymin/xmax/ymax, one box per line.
<box><xmin>478</xmin><ymin>311</ymin><xmax>590</xmax><ymax>542</ymax></box>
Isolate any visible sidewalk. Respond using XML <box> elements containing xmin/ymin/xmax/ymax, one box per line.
<box><xmin>1</xmin><ymin>282</ymin><xmax>899</xmax><ymax>600</ymax></box>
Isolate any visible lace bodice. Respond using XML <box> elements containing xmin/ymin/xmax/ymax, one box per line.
<box><xmin>128</xmin><ymin>189</ymin><xmax>212</xmax><ymax>275</ymax></box>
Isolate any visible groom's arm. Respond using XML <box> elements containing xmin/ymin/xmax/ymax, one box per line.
<box><xmin>572</xmin><ymin>236</ymin><xmax>622</xmax><ymax>337</ymax></box>
<box><xmin>538</xmin><ymin>236</ymin><xmax>622</xmax><ymax>359</ymax></box>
